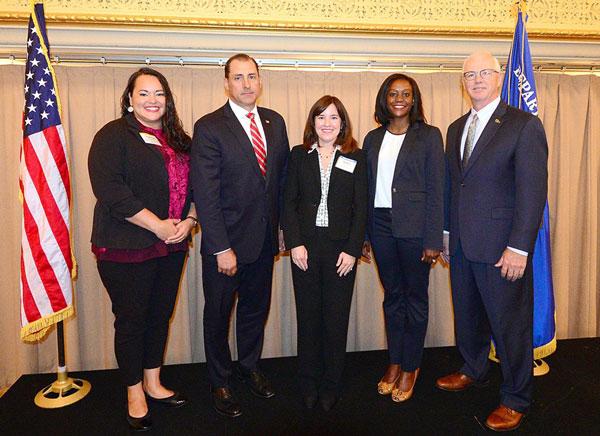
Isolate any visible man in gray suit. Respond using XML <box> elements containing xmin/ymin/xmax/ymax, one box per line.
<box><xmin>437</xmin><ymin>51</ymin><xmax>548</xmax><ymax>432</ymax></box>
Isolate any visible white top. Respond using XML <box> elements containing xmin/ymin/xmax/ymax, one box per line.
<box><xmin>309</xmin><ymin>144</ymin><xmax>340</xmax><ymax>227</ymax></box>
<box><xmin>460</xmin><ymin>96</ymin><xmax>500</xmax><ymax>159</ymax></box>
<box><xmin>228</xmin><ymin>99</ymin><xmax>268</xmax><ymax>152</ymax></box>
<box><xmin>374</xmin><ymin>130</ymin><xmax>406</xmax><ymax>208</ymax></box>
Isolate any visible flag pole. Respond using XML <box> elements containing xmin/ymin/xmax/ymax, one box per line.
<box><xmin>34</xmin><ymin>321</ymin><xmax>91</xmax><ymax>408</ymax></box>
<box><xmin>21</xmin><ymin>0</ymin><xmax>92</xmax><ymax>407</ymax></box>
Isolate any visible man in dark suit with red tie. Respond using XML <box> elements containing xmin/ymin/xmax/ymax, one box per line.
<box><xmin>437</xmin><ymin>51</ymin><xmax>548</xmax><ymax>431</ymax></box>
<box><xmin>190</xmin><ymin>54</ymin><xmax>289</xmax><ymax>418</ymax></box>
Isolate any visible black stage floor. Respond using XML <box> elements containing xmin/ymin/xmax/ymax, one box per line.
<box><xmin>1</xmin><ymin>338</ymin><xmax>599</xmax><ymax>435</ymax></box>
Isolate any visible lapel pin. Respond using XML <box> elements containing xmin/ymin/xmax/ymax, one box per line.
<box><xmin>494</xmin><ymin>118</ymin><xmax>501</xmax><ymax>124</ymax></box>
<box><xmin>265</xmin><ymin>119</ymin><xmax>270</xmax><ymax>124</ymax></box>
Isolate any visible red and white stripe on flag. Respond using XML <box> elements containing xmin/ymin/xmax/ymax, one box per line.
<box><xmin>20</xmin><ymin>2</ymin><xmax>75</xmax><ymax>342</ymax></box>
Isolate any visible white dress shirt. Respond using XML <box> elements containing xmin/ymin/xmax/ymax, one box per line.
<box><xmin>460</xmin><ymin>96</ymin><xmax>500</xmax><ymax>159</ymax></box>
<box><xmin>374</xmin><ymin>130</ymin><xmax>406</xmax><ymax>208</ymax></box>
<box><xmin>228</xmin><ymin>99</ymin><xmax>268</xmax><ymax>152</ymax></box>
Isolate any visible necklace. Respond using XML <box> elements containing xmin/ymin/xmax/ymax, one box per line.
<box><xmin>317</xmin><ymin>146</ymin><xmax>335</xmax><ymax>159</ymax></box>
<box><xmin>387</xmin><ymin>127</ymin><xmax>409</xmax><ymax>135</ymax></box>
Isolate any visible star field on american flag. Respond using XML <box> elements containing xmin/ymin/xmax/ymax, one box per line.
<box><xmin>23</xmin><ymin>15</ymin><xmax>60</xmax><ymax>137</ymax></box>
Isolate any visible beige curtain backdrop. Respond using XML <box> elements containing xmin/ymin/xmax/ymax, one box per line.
<box><xmin>1</xmin><ymin>65</ymin><xmax>598</xmax><ymax>389</ymax></box>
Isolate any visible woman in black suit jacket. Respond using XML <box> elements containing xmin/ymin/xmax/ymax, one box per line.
<box><xmin>362</xmin><ymin>74</ymin><xmax>445</xmax><ymax>402</ymax></box>
<box><xmin>283</xmin><ymin>95</ymin><xmax>367</xmax><ymax>411</ymax></box>
<box><xmin>88</xmin><ymin>68</ymin><xmax>195</xmax><ymax>430</ymax></box>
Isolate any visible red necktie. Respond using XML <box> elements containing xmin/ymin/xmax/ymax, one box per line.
<box><xmin>246</xmin><ymin>112</ymin><xmax>267</xmax><ymax>177</ymax></box>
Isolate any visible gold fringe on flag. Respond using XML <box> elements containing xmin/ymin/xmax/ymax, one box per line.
<box><xmin>20</xmin><ymin>305</ymin><xmax>74</xmax><ymax>342</ymax></box>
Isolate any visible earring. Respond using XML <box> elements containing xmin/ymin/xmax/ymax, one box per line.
<box><xmin>127</xmin><ymin>106</ymin><xmax>134</xmax><ymax>113</ymax></box>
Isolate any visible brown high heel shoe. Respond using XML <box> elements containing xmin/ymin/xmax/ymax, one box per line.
<box><xmin>377</xmin><ymin>372</ymin><xmax>401</xmax><ymax>395</ymax></box>
<box><xmin>391</xmin><ymin>368</ymin><xmax>420</xmax><ymax>402</ymax></box>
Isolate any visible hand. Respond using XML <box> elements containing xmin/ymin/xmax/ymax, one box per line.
<box><xmin>440</xmin><ymin>232</ymin><xmax>450</xmax><ymax>265</ymax></box>
<box><xmin>291</xmin><ymin>246</ymin><xmax>308</xmax><ymax>271</ymax></box>
<box><xmin>421</xmin><ymin>248</ymin><xmax>440</xmax><ymax>265</ymax></box>
<box><xmin>217</xmin><ymin>250</ymin><xmax>237</xmax><ymax>276</ymax></box>
<box><xmin>278</xmin><ymin>228</ymin><xmax>286</xmax><ymax>252</ymax></box>
<box><xmin>336</xmin><ymin>252</ymin><xmax>356</xmax><ymax>277</ymax></box>
<box><xmin>152</xmin><ymin>218</ymin><xmax>179</xmax><ymax>241</ymax></box>
<box><xmin>494</xmin><ymin>248</ymin><xmax>527</xmax><ymax>281</ymax></box>
<box><xmin>164</xmin><ymin>218</ymin><xmax>195</xmax><ymax>244</ymax></box>
<box><xmin>361</xmin><ymin>241</ymin><xmax>371</xmax><ymax>262</ymax></box>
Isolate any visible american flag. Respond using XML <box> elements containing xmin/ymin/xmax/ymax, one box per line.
<box><xmin>19</xmin><ymin>2</ymin><xmax>74</xmax><ymax>342</ymax></box>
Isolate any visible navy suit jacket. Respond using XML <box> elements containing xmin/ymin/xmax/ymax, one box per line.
<box><xmin>444</xmin><ymin>101</ymin><xmax>548</xmax><ymax>264</ymax></box>
<box><xmin>190</xmin><ymin>103</ymin><xmax>289</xmax><ymax>264</ymax></box>
<box><xmin>363</xmin><ymin>123</ymin><xmax>445</xmax><ymax>250</ymax></box>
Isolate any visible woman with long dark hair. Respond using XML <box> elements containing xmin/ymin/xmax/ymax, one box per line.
<box><xmin>88</xmin><ymin>68</ymin><xmax>195</xmax><ymax>430</ymax></box>
<box><xmin>362</xmin><ymin>74</ymin><xmax>445</xmax><ymax>402</ymax></box>
<box><xmin>283</xmin><ymin>95</ymin><xmax>368</xmax><ymax>411</ymax></box>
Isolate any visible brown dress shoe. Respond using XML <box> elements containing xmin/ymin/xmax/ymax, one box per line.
<box><xmin>435</xmin><ymin>372</ymin><xmax>484</xmax><ymax>391</ymax></box>
<box><xmin>485</xmin><ymin>404</ymin><xmax>524</xmax><ymax>431</ymax></box>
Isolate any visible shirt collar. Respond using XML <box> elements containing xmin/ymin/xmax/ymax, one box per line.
<box><xmin>470</xmin><ymin>96</ymin><xmax>501</xmax><ymax>121</ymax></box>
<box><xmin>228</xmin><ymin>99</ymin><xmax>258</xmax><ymax>119</ymax></box>
<box><xmin>308</xmin><ymin>143</ymin><xmax>342</xmax><ymax>153</ymax></box>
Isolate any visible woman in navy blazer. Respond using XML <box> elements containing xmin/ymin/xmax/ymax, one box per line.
<box><xmin>283</xmin><ymin>95</ymin><xmax>367</xmax><ymax>411</ymax></box>
<box><xmin>88</xmin><ymin>68</ymin><xmax>195</xmax><ymax>430</ymax></box>
<box><xmin>362</xmin><ymin>74</ymin><xmax>445</xmax><ymax>402</ymax></box>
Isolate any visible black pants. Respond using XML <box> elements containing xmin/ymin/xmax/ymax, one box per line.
<box><xmin>97</xmin><ymin>251</ymin><xmax>187</xmax><ymax>386</ymax></box>
<box><xmin>202</xmin><ymin>231</ymin><xmax>274</xmax><ymax>387</ymax></box>
<box><xmin>370</xmin><ymin>208</ymin><xmax>431</xmax><ymax>371</ymax></box>
<box><xmin>450</xmin><ymin>240</ymin><xmax>533</xmax><ymax>412</ymax></box>
<box><xmin>291</xmin><ymin>228</ymin><xmax>357</xmax><ymax>396</ymax></box>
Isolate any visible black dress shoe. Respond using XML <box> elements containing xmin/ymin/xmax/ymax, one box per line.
<box><xmin>237</xmin><ymin>368</ymin><xmax>275</xmax><ymax>399</ymax></box>
<box><xmin>303</xmin><ymin>394</ymin><xmax>318</xmax><ymax>409</ymax></box>
<box><xmin>211</xmin><ymin>387</ymin><xmax>242</xmax><ymax>418</ymax></box>
<box><xmin>319</xmin><ymin>392</ymin><xmax>338</xmax><ymax>412</ymax></box>
<box><xmin>146</xmin><ymin>391</ymin><xmax>188</xmax><ymax>408</ymax></box>
<box><xmin>127</xmin><ymin>412</ymin><xmax>152</xmax><ymax>432</ymax></box>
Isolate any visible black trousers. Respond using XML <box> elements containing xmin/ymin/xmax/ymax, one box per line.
<box><xmin>291</xmin><ymin>228</ymin><xmax>357</xmax><ymax>396</ymax></box>
<box><xmin>202</xmin><ymin>231</ymin><xmax>274</xmax><ymax>387</ymax></box>
<box><xmin>97</xmin><ymin>251</ymin><xmax>187</xmax><ymax>386</ymax></box>
<box><xmin>450</xmin><ymin>240</ymin><xmax>533</xmax><ymax>412</ymax></box>
<box><xmin>369</xmin><ymin>208</ymin><xmax>431</xmax><ymax>371</ymax></box>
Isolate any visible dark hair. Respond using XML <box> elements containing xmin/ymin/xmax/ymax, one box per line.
<box><xmin>120</xmin><ymin>68</ymin><xmax>191</xmax><ymax>153</ymax></box>
<box><xmin>302</xmin><ymin>95</ymin><xmax>358</xmax><ymax>154</ymax></box>
<box><xmin>225</xmin><ymin>54</ymin><xmax>260</xmax><ymax>78</ymax></box>
<box><xmin>374</xmin><ymin>73</ymin><xmax>426</xmax><ymax>126</ymax></box>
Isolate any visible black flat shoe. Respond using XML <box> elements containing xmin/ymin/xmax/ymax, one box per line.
<box><xmin>236</xmin><ymin>368</ymin><xmax>275</xmax><ymax>399</ymax></box>
<box><xmin>127</xmin><ymin>412</ymin><xmax>152</xmax><ymax>432</ymax></box>
<box><xmin>303</xmin><ymin>394</ymin><xmax>318</xmax><ymax>409</ymax></box>
<box><xmin>211</xmin><ymin>386</ymin><xmax>242</xmax><ymax>418</ymax></box>
<box><xmin>146</xmin><ymin>391</ymin><xmax>188</xmax><ymax>408</ymax></box>
<box><xmin>319</xmin><ymin>392</ymin><xmax>338</xmax><ymax>412</ymax></box>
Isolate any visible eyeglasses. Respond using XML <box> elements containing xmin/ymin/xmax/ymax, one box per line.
<box><xmin>463</xmin><ymin>69</ymin><xmax>499</xmax><ymax>81</ymax></box>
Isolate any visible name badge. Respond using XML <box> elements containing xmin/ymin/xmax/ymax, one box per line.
<box><xmin>335</xmin><ymin>156</ymin><xmax>357</xmax><ymax>173</ymax></box>
<box><xmin>139</xmin><ymin>132</ymin><xmax>161</xmax><ymax>146</ymax></box>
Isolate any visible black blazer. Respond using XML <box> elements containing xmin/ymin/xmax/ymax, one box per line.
<box><xmin>282</xmin><ymin>145</ymin><xmax>368</xmax><ymax>258</ymax></box>
<box><xmin>88</xmin><ymin>114</ymin><xmax>191</xmax><ymax>249</ymax></box>
<box><xmin>363</xmin><ymin>123</ymin><xmax>445</xmax><ymax>250</ymax></box>
<box><xmin>444</xmin><ymin>101</ymin><xmax>548</xmax><ymax>263</ymax></box>
<box><xmin>190</xmin><ymin>103</ymin><xmax>289</xmax><ymax>264</ymax></box>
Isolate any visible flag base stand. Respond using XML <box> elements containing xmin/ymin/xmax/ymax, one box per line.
<box><xmin>34</xmin><ymin>322</ymin><xmax>91</xmax><ymax>408</ymax></box>
<box><xmin>34</xmin><ymin>368</ymin><xmax>91</xmax><ymax>408</ymax></box>
<box><xmin>533</xmin><ymin>359</ymin><xmax>550</xmax><ymax>376</ymax></box>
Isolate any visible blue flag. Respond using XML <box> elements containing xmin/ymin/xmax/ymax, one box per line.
<box><xmin>500</xmin><ymin>10</ymin><xmax>556</xmax><ymax>360</ymax></box>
